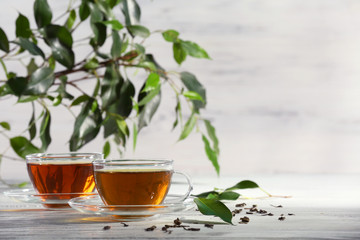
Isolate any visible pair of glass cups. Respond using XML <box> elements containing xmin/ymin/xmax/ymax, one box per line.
<box><xmin>26</xmin><ymin>153</ymin><xmax>193</xmax><ymax>208</ymax></box>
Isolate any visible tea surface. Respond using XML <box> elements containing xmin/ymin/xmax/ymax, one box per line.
<box><xmin>27</xmin><ymin>162</ymin><xmax>95</xmax><ymax>195</ymax></box>
<box><xmin>95</xmin><ymin>169</ymin><xmax>172</xmax><ymax>205</ymax></box>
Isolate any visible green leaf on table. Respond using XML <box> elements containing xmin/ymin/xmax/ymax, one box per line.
<box><xmin>16</xmin><ymin>13</ymin><xmax>32</xmax><ymax>38</ymax></box>
<box><xmin>39</xmin><ymin>109</ymin><xmax>51</xmax><ymax>151</ymax></box>
<box><xmin>0</xmin><ymin>122</ymin><xmax>10</xmax><ymax>131</ymax></box>
<box><xmin>7</xmin><ymin>77</ymin><xmax>28</xmax><ymax>96</ymax></box>
<box><xmin>10</xmin><ymin>136</ymin><xmax>40</xmax><ymax>159</ymax></box>
<box><xmin>79</xmin><ymin>0</ymin><xmax>91</xmax><ymax>21</ymax></box>
<box><xmin>127</xmin><ymin>25</ymin><xmax>150</xmax><ymax>38</ymax></box>
<box><xmin>162</xmin><ymin>29</ymin><xmax>179</xmax><ymax>42</ymax></box>
<box><xmin>120</xmin><ymin>0</ymin><xmax>141</xmax><ymax>26</ymax></box>
<box><xmin>27</xmin><ymin>58</ymin><xmax>38</xmax><ymax>76</ymax></box>
<box><xmin>102</xmin><ymin>20</ymin><xmax>124</xmax><ymax>31</ymax></box>
<box><xmin>178</xmin><ymin>113</ymin><xmax>196</xmax><ymax>141</ymax></box>
<box><xmin>194</xmin><ymin>191</ymin><xmax>218</xmax><ymax>198</ymax></box>
<box><xmin>0</xmin><ymin>27</ymin><xmax>9</xmax><ymax>53</ymax></box>
<box><xmin>218</xmin><ymin>191</ymin><xmax>240</xmax><ymax>200</ymax></box>
<box><xmin>181</xmin><ymin>40</ymin><xmax>210</xmax><ymax>59</ymax></box>
<box><xmin>180</xmin><ymin>72</ymin><xmax>206</xmax><ymax>110</ymax></box>
<box><xmin>173</xmin><ymin>42</ymin><xmax>186</xmax><ymax>65</ymax></box>
<box><xmin>65</xmin><ymin>9</ymin><xmax>76</xmax><ymax>30</ymax></box>
<box><xmin>17</xmin><ymin>38</ymin><xmax>45</xmax><ymax>59</ymax></box>
<box><xmin>111</xmin><ymin>30</ymin><xmax>122</xmax><ymax>59</ymax></box>
<box><xmin>25</xmin><ymin>67</ymin><xmax>54</xmax><ymax>95</ymax></box>
<box><xmin>194</xmin><ymin>198</ymin><xmax>233</xmax><ymax>224</ymax></box>
<box><xmin>34</xmin><ymin>0</ymin><xmax>52</xmax><ymax>28</ymax></box>
<box><xmin>225</xmin><ymin>180</ymin><xmax>260</xmax><ymax>191</ymax></box>
<box><xmin>183</xmin><ymin>91</ymin><xmax>204</xmax><ymax>102</ymax></box>
<box><xmin>103</xmin><ymin>141</ymin><xmax>110</xmax><ymax>158</ymax></box>
<box><xmin>202</xmin><ymin>134</ymin><xmax>220</xmax><ymax>175</ymax></box>
<box><xmin>141</xmin><ymin>72</ymin><xmax>160</xmax><ymax>93</ymax></box>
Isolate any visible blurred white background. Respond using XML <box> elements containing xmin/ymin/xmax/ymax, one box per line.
<box><xmin>1</xmin><ymin>0</ymin><xmax>360</xmax><ymax>181</ymax></box>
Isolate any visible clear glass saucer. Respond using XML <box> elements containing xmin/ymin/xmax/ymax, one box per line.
<box><xmin>3</xmin><ymin>188</ymin><xmax>97</xmax><ymax>209</ymax></box>
<box><xmin>68</xmin><ymin>194</ymin><xmax>195</xmax><ymax>221</ymax></box>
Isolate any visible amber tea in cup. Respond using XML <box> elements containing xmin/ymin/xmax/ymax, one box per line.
<box><xmin>93</xmin><ymin>159</ymin><xmax>193</xmax><ymax>206</ymax></box>
<box><xmin>26</xmin><ymin>152</ymin><xmax>103</xmax><ymax>207</ymax></box>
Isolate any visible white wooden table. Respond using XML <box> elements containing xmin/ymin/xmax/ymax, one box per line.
<box><xmin>1</xmin><ymin>174</ymin><xmax>359</xmax><ymax>239</ymax></box>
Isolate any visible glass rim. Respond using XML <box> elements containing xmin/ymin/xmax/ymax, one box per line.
<box><xmin>26</xmin><ymin>152</ymin><xmax>103</xmax><ymax>162</ymax></box>
<box><xmin>92</xmin><ymin>159</ymin><xmax>174</xmax><ymax>166</ymax></box>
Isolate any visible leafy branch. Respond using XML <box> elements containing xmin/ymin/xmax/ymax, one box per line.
<box><xmin>0</xmin><ymin>0</ymin><xmax>221</xmax><ymax>174</ymax></box>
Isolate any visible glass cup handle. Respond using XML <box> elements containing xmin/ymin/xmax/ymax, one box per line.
<box><xmin>168</xmin><ymin>171</ymin><xmax>193</xmax><ymax>203</ymax></box>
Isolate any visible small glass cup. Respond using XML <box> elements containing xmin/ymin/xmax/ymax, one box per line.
<box><xmin>93</xmin><ymin>159</ymin><xmax>193</xmax><ymax>206</ymax></box>
<box><xmin>26</xmin><ymin>152</ymin><xmax>103</xmax><ymax>208</ymax></box>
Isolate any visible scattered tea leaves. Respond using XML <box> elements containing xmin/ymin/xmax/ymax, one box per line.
<box><xmin>103</xmin><ymin>226</ymin><xmax>111</xmax><ymax>230</ymax></box>
<box><xmin>121</xmin><ymin>222</ymin><xmax>129</xmax><ymax>227</ymax></box>
<box><xmin>184</xmin><ymin>227</ymin><xmax>200</xmax><ymax>232</ymax></box>
<box><xmin>239</xmin><ymin>216</ymin><xmax>250</xmax><ymax>224</ymax></box>
<box><xmin>278</xmin><ymin>216</ymin><xmax>286</xmax><ymax>221</ymax></box>
<box><xmin>145</xmin><ymin>226</ymin><xmax>157</xmax><ymax>231</ymax></box>
<box><xmin>236</xmin><ymin>203</ymin><xmax>246</xmax><ymax>208</ymax></box>
<box><xmin>174</xmin><ymin>218</ymin><xmax>182</xmax><ymax>226</ymax></box>
<box><xmin>204</xmin><ymin>224</ymin><xmax>214</xmax><ymax>229</ymax></box>
<box><xmin>271</xmin><ymin>204</ymin><xmax>283</xmax><ymax>208</ymax></box>
<box><xmin>288</xmin><ymin>213</ymin><xmax>295</xmax><ymax>216</ymax></box>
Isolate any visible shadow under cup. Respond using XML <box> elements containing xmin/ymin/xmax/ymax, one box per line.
<box><xmin>93</xmin><ymin>159</ymin><xmax>192</xmax><ymax>206</ymax></box>
<box><xmin>26</xmin><ymin>152</ymin><xmax>103</xmax><ymax>208</ymax></box>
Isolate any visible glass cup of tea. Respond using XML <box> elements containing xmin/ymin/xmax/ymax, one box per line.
<box><xmin>26</xmin><ymin>152</ymin><xmax>103</xmax><ymax>207</ymax></box>
<box><xmin>92</xmin><ymin>159</ymin><xmax>193</xmax><ymax>206</ymax></box>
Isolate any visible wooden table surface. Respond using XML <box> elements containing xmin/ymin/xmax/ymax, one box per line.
<box><xmin>1</xmin><ymin>174</ymin><xmax>359</xmax><ymax>239</ymax></box>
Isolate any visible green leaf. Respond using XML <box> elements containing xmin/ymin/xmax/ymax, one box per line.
<box><xmin>173</xmin><ymin>42</ymin><xmax>187</xmax><ymax>65</ymax></box>
<box><xmin>127</xmin><ymin>25</ymin><xmax>150</xmax><ymax>38</ymax></box>
<box><xmin>84</xmin><ymin>57</ymin><xmax>99</xmax><ymax>70</ymax></box>
<box><xmin>107</xmin><ymin>0</ymin><xmax>120</xmax><ymax>8</ymax></box>
<box><xmin>111</xmin><ymin>30</ymin><xmax>122</xmax><ymax>59</ymax></box>
<box><xmin>181</xmin><ymin>40</ymin><xmax>210</xmax><ymax>59</ymax></box>
<box><xmin>79</xmin><ymin>0</ymin><xmax>91</xmax><ymax>21</ymax></box>
<box><xmin>18</xmin><ymin>96</ymin><xmax>38</xmax><ymax>103</ymax></box>
<box><xmin>7</xmin><ymin>77</ymin><xmax>28</xmax><ymax>96</ymax></box>
<box><xmin>225</xmin><ymin>180</ymin><xmax>260</xmax><ymax>191</ymax></box>
<box><xmin>183</xmin><ymin>91</ymin><xmax>204</xmax><ymax>102</ymax></box>
<box><xmin>194</xmin><ymin>191</ymin><xmax>218</xmax><ymax>198</ymax></box>
<box><xmin>132</xmin><ymin>121</ymin><xmax>138</xmax><ymax>151</ymax></box>
<box><xmin>26</xmin><ymin>58</ymin><xmax>38</xmax><ymax>76</ymax></box>
<box><xmin>10</xmin><ymin>136</ymin><xmax>40</xmax><ymax>159</ymax></box>
<box><xmin>90</xmin><ymin>5</ymin><xmax>106</xmax><ymax>47</ymax></box>
<box><xmin>70</xmin><ymin>94</ymin><xmax>90</xmax><ymax>107</ymax></box>
<box><xmin>44</xmin><ymin>25</ymin><xmax>74</xmax><ymax>69</ymax></box>
<box><xmin>202</xmin><ymin>134</ymin><xmax>220</xmax><ymax>175</ymax></box>
<box><xmin>34</xmin><ymin>0</ymin><xmax>52</xmax><ymax>28</ymax></box>
<box><xmin>114</xmin><ymin>79</ymin><xmax>135</xmax><ymax>117</ymax></box>
<box><xmin>103</xmin><ymin>141</ymin><xmax>110</xmax><ymax>158</ymax></box>
<box><xmin>137</xmin><ymin>87</ymin><xmax>161</xmax><ymax>131</ymax></box>
<box><xmin>69</xmin><ymin>99</ymin><xmax>102</xmax><ymax>151</ymax></box>
<box><xmin>25</xmin><ymin>67</ymin><xmax>54</xmax><ymax>95</ymax></box>
<box><xmin>204</xmin><ymin>120</ymin><xmax>219</xmax><ymax>155</ymax></box>
<box><xmin>28</xmin><ymin>104</ymin><xmax>36</xmax><ymax>140</ymax></box>
<box><xmin>138</xmin><ymin>85</ymin><xmax>160</xmax><ymax>106</ymax></box>
<box><xmin>17</xmin><ymin>38</ymin><xmax>45</xmax><ymax>59</ymax></box>
<box><xmin>180</xmin><ymin>72</ymin><xmax>206</xmax><ymax>110</ymax></box>
<box><xmin>178</xmin><ymin>113</ymin><xmax>197</xmax><ymax>141</ymax></box>
<box><xmin>101</xmin><ymin>64</ymin><xmax>123</xmax><ymax>109</ymax></box>
<box><xmin>120</xmin><ymin>0</ymin><xmax>141</xmax><ymax>26</ymax></box>
<box><xmin>0</xmin><ymin>28</ymin><xmax>9</xmax><ymax>53</ymax></box>
<box><xmin>66</xmin><ymin>9</ymin><xmax>76</xmax><ymax>30</ymax></box>
<box><xmin>142</xmin><ymin>73</ymin><xmax>160</xmax><ymax>93</ymax></box>
<box><xmin>162</xmin><ymin>29</ymin><xmax>179</xmax><ymax>42</ymax></box>
<box><xmin>16</xmin><ymin>14</ymin><xmax>32</xmax><ymax>38</ymax></box>
<box><xmin>116</xmin><ymin>119</ymin><xmax>129</xmax><ymax>136</ymax></box>
<box><xmin>194</xmin><ymin>198</ymin><xmax>233</xmax><ymax>224</ymax></box>
<box><xmin>55</xmin><ymin>76</ymin><xmax>74</xmax><ymax>100</ymax></box>
<box><xmin>39</xmin><ymin>110</ymin><xmax>51</xmax><ymax>151</ymax></box>
<box><xmin>0</xmin><ymin>122</ymin><xmax>10</xmax><ymax>131</ymax></box>
<box><xmin>102</xmin><ymin>20</ymin><xmax>124</xmax><ymax>31</ymax></box>
<box><xmin>218</xmin><ymin>191</ymin><xmax>240</xmax><ymax>200</ymax></box>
